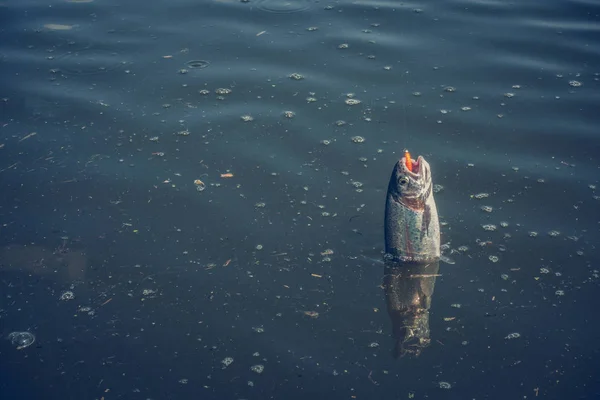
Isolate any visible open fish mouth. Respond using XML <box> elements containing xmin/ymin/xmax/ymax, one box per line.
<box><xmin>400</xmin><ymin>155</ymin><xmax>428</xmax><ymax>179</ymax></box>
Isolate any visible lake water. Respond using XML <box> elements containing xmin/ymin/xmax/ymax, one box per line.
<box><xmin>1</xmin><ymin>0</ymin><xmax>599</xmax><ymax>398</ymax></box>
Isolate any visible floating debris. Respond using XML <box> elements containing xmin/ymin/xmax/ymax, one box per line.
<box><xmin>505</xmin><ymin>332</ymin><xmax>521</xmax><ymax>340</ymax></box>
<box><xmin>555</xmin><ymin>290</ymin><xmax>565</xmax><ymax>296</ymax></box>
<box><xmin>283</xmin><ymin>110</ymin><xmax>295</xmax><ymax>118</ymax></box>
<box><xmin>194</xmin><ymin>179</ymin><xmax>206</xmax><ymax>191</ymax></box>
<box><xmin>433</xmin><ymin>184</ymin><xmax>444</xmax><ymax>193</ymax></box>
<box><xmin>241</xmin><ymin>115</ymin><xmax>254</xmax><ymax>122</ymax></box>
<box><xmin>568</xmin><ymin>80</ymin><xmax>582</xmax><ymax>87</ymax></box>
<box><xmin>351</xmin><ymin>136</ymin><xmax>365</xmax><ymax>143</ymax></box>
<box><xmin>438</xmin><ymin>381</ymin><xmax>452</xmax><ymax>389</ymax></box>
<box><xmin>548</xmin><ymin>230</ymin><xmax>560</xmax><ymax>237</ymax></box>
<box><xmin>481</xmin><ymin>206</ymin><xmax>493</xmax><ymax>213</ymax></box>
<box><xmin>335</xmin><ymin>120</ymin><xmax>347</xmax><ymax>126</ymax></box>
<box><xmin>473</xmin><ymin>193</ymin><xmax>489</xmax><ymax>199</ymax></box>
<box><xmin>444</xmin><ymin>86</ymin><xmax>456</xmax><ymax>92</ymax></box>
<box><xmin>289</xmin><ymin>73</ymin><xmax>304</xmax><ymax>80</ymax></box>
<box><xmin>215</xmin><ymin>88</ymin><xmax>232</xmax><ymax>95</ymax></box>
<box><xmin>345</xmin><ymin>98</ymin><xmax>361</xmax><ymax>106</ymax></box>
<box><xmin>338</xmin><ymin>43</ymin><xmax>349</xmax><ymax>49</ymax></box>
<box><xmin>199</xmin><ymin>89</ymin><xmax>210</xmax><ymax>95</ymax></box>
<box><xmin>222</xmin><ymin>357</ymin><xmax>234</xmax><ymax>368</ymax></box>
<box><xmin>482</xmin><ymin>224</ymin><xmax>497</xmax><ymax>231</ymax></box>
<box><xmin>250</xmin><ymin>364</ymin><xmax>264</xmax><ymax>374</ymax></box>
<box><xmin>504</xmin><ymin>92</ymin><xmax>515</xmax><ymax>98</ymax></box>
<box><xmin>528</xmin><ymin>231</ymin><xmax>538</xmax><ymax>237</ymax></box>
<box><xmin>489</xmin><ymin>255</ymin><xmax>499</xmax><ymax>262</ymax></box>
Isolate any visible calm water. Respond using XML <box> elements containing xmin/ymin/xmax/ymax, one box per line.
<box><xmin>1</xmin><ymin>0</ymin><xmax>599</xmax><ymax>398</ymax></box>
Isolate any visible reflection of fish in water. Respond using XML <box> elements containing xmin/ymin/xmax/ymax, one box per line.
<box><xmin>383</xmin><ymin>151</ymin><xmax>441</xmax><ymax>358</ymax></box>
<box><xmin>0</xmin><ymin>244</ymin><xmax>87</xmax><ymax>282</ymax></box>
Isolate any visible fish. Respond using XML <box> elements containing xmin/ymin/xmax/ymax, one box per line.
<box><xmin>383</xmin><ymin>151</ymin><xmax>441</xmax><ymax>358</ymax></box>
<box><xmin>384</xmin><ymin>151</ymin><xmax>440</xmax><ymax>262</ymax></box>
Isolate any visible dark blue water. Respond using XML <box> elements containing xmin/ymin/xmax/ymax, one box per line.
<box><xmin>1</xmin><ymin>0</ymin><xmax>599</xmax><ymax>398</ymax></box>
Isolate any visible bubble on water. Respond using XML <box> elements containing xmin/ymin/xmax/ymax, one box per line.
<box><xmin>481</xmin><ymin>206</ymin><xmax>493</xmax><ymax>213</ymax></box>
<box><xmin>458</xmin><ymin>245</ymin><xmax>469</xmax><ymax>252</ymax></box>
<box><xmin>383</xmin><ymin>65</ymin><xmax>392</xmax><ymax>70</ymax></box>
<box><xmin>178</xmin><ymin>378</ymin><xmax>188</xmax><ymax>384</ymax></box>
<box><xmin>528</xmin><ymin>231</ymin><xmax>538</xmax><ymax>237</ymax></box>
<box><xmin>555</xmin><ymin>290</ymin><xmax>565</xmax><ymax>296</ymax></box>
<box><xmin>548</xmin><ymin>230</ymin><xmax>560</xmax><ymax>237</ymax></box>
<box><xmin>335</xmin><ymin>120</ymin><xmax>347</xmax><ymax>126</ymax></box>
<box><xmin>8</xmin><ymin>331</ymin><xmax>36</xmax><ymax>349</ymax></box>
<box><xmin>222</xmin><ymin>357</ymin><xmax>234</xmax><ymax>368</ymax></box>
<box><xmin>215</xmin><ymin>88</ymin><xmax>232</xmax><ymax>95</ymax></box>
<box><xmin>443</xmin><ymin>86</ymin><xmax>456</xmax><ymax>92</ymax></box>
<box><xmin>489</xmin><ymin>255</ymin><xmax>499</xmax><ymax>262</ymax></box>
<box><xmin>504</xmin><ymin>92</ymin><xmax>515</xmax><ymax>98</ymax></box>
<box><xmin>412</xmin><ymin>91</ymin><xmax>421</xmax><ymax>96</ymax></box>
<box><xmin>256</xmin><ymin>0</ymin><xmax>311</xmax><ymax>13</ymax></box>
<box><xmin>186</xmin><ymin>60</ymin><xmax>210</xmax><ymax>69</ymax></box>
<box><xmin>473</xmin><ymin>193</ymin><xmax>489</xmax><ymax>199</ymax></box>
<box><xmin>345</xmin><ymin>98</ymin><xmax>361</xmax><ymax>106</ymax></box>
<box><xmin>289</xmin><ymin>73</ymin><xmax>304</xmax><ymax>80</ymax></box>
<box><xmin>482</xmin><ymin>224</ymin><xmax>497</xmax><ymax>231</ymax></box>
<box><xmin>500</xmin><ymin>221</ymin><xmax>509</xmax><ymax>227</ymax></box>
<box><xmin>255</xmin><ymin>202</ymin><xmax>266</xmax><ymax>208</ymax></box>
<box><xmin>252</xmin><ymin>326</ymin><xmax>265</xmax><ymax>333</ymax></box>
<box><xmin>438</xmin><ymin>381</ymin><xmax>452</xmax><ymax>389</ymax></box>
<box><xmin>306</xmin><ymin>97</ymin><xmax>317</xmax><ymax>102</ymax></box>
<box><xmin>540</xmin><ymin>267</ymin><xmax>550</xmax><ymax>274</ymax></box>
<box><xmin>368</xmin><ymin>342</ymin><xmax>379</xmax><ymax>348</ymax></box>
<box><xmin>433</xmin><ymin>184</ymin><xmax>444</xmax><ymax>193</ymax></box>
<box><xmin>451</xmin><ymin>303</ymin><xmax>461</xmax><ymax>308</ymax></box>
<box><xmin>351</xmin><ymin>136</ymin><xmax>365</xmax><ymax>143</ymax></box>
<box><xmin>338</xmin><ymin>43</ymin><xmax>349</xmax><ymax>49</ymax></box>
<box><xmin>198</xmin><ymin>89</ymin><xmax>210</xmax><ymax>95</ymax></box>
<box><xmin>283</xmin><ymin>111</ymin><xmax>295</xmax><ymax>118</ymax></box>
<box><xmin>250</xmin><ymin>364</ymin><xmax>265</xmax><ymax>374</ymax></box>
<box><xmin>568</xmin><ymin>80</ymin><xmax>582</xmax><ymax>87</ymax></box>
<box><xmin>505</xmin><ymin>332</ymin><xmax>521</xmax><ymax>339</ymax></box>
<box><xmin>306</xmin><ymin>26</ymin><xmax>318</xmax><ymax>31</ymax></box>
<box><xmin>178</xmin><ymin>68</ymin><xmax>188</xmax><ymax>74</ymax></box>
<box><xmin>241</xmin><ymin>115</ymin><xmax>254</xmax><ymax>122</ymax></box>
<box><xmin>60</xmin><ymin>291</ymin><xmax>75</xmax><ymax>301</ymax></box>
<box><xmin>501</xmin><ymin>274</ymin><xmax>509</xmax><ymax>280</ymax></box>
<box><xmin>461</xmin><ymin>106</ymin><xmax>472</xmax><ymax>111</ymax></box>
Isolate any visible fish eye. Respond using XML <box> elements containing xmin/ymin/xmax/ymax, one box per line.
<box><xmin>398</xmin><ymin>176</ymin><xmax>409</xmax><ymax>186</ymax></box>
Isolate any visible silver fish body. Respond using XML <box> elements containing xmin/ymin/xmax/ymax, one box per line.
<box><xmin>384</xmin><ymin>155</ymin><xmax>440</xmax><ymax>262</ymax></box>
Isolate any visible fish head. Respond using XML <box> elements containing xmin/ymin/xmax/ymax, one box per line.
<box><xmin>387</xmin><ymin>155</ymin><xmax>432</xmax><ymax>208</ymax></box>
